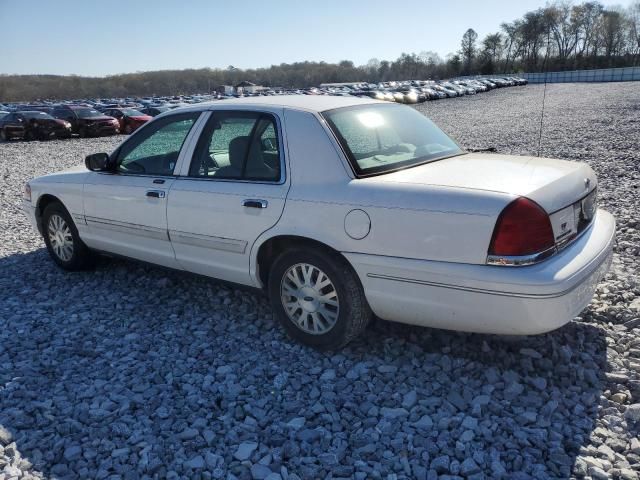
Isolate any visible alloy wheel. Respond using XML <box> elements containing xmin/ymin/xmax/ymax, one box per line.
<box><xmin>47</xmin><ymin>214</ymin><xmax>74</xmax><ymax>262</ymax></box>
<box><xmin>280</xmin><ymin>263</ymin><xmax>340</xmax><ymax>335</ymax></box>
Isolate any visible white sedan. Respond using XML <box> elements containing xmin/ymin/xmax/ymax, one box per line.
<box><xmin>23</xmin><ymin>96</ymin><xmax>615</xmax><ymax>349</ymax></box>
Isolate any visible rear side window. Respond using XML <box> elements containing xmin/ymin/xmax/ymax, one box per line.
<box><xmin>189</xmin><ymin>111</ymin><xmax>281</xmax><ymax>181</ymax></box>
<box><xmin>116</xmin><ymin>112</ymin><xmax>200</xmax><ymax>176</ymax></box>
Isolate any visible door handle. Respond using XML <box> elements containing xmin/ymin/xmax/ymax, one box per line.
<box><xmin>242</xmin><ymin>199</ymin><xmax>268</xmax><ymax>209</ymax></box>
<box><xmin>146</xmin><ymin>190</ymin><xmax>166</xmax><ymax>198</ymax></box>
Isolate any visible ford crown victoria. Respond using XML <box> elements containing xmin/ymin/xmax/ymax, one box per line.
<box><xmin>23</xmin><ymin>96</ymin><xmax>615</xmax><ymax>349</ymax></box>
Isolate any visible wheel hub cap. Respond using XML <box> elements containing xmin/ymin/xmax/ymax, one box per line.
<box><xmin>47</xmin><ymin>214</ymin><xmax>74</xmax><ymax>262</ymax></box>
<box><xmin>280</xmin><ymin>263</ymin><xmax>339</xmax><ymax>335</ymax></box>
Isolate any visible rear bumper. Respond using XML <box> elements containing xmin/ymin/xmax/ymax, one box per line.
<box><xmin>344</xmin><ymin>209</ymin><xmax>615</xmax><ymax>335</ymax></box>
<box><xmin>86</xmin><ymin>124</ymin><xmax>118</xmax><ymax>135</ymax></box>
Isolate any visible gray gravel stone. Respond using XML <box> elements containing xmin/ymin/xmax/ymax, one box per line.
<box><xmin>624</xmin><ymin>404</ymin><xmax>640</xmax><ymax>422</ymax></box>
<box><xmin>251</xmin><ymin>463</ymin><xmax>272</xmax><ymax>479</ymax></box>
<box><xmin>234</xmin><ymin>442</ymin><xmax>258</xmax><ymax>461</ymax></box>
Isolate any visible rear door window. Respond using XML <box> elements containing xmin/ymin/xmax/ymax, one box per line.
<box><xmin>189</xmin><ymin>111</ymin><xmax>281</xmax><ymax>181</ymax></box>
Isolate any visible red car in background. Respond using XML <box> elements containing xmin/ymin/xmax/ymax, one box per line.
<box><xmin>102</xmin><ymin>108</ymin><xmax>152</xmax><ymax>134</ymax></box>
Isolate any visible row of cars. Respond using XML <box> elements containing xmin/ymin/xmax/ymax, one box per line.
<box><xmin>0</xmin><ymin>76</ymin><xmax>527</xmax><ymax>141</ymax></box>
<box><xmin>0</xmin><ymin>105</ymin><xmax>155</xmax><ymax>141</ymax></box>
<box><xmin>342</xmin><ymin>77</ymin><xmax>528</xmax><ymax>104</ymax></box>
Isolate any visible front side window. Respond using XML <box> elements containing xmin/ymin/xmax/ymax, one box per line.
<box><xmin>323</xmin><ymin>104</ymin><xmax>463</xmax><ymax>176</ymax></box>
<box><xmin>189</xmin><ymin>111</ymin><xmax>281</xmax><ymax>181</ymax></box>
<box><xmin>116</xmin><ymin>112</ymin><xmax>199</xmax><ymax>176</ymax></box>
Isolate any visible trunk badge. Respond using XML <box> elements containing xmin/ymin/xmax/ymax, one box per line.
<box><xmin>584</xmin><ymin>178</ymin><xmax>591</xmax><ymax>188</ymax></box>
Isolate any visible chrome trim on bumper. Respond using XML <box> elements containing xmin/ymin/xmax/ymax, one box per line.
<box><xmin>487</xmin><ymin>216</ymin><xmax>596</xmax><ymax>267</ymax></box>
<box><xmin>486</xmin><ymin>246</ymin><xmax>556</xmax><ymax>266</ymax></box>
<box><xmin>368</xmin><ymin>246</ymin><xmax>612</xmax><ymax>299</ymax></box>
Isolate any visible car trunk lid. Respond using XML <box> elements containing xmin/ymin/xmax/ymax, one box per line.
<box><xmin>374</xmin><ymin>152</ymin><xmax>596</xmax><ymax>214</ymax></box>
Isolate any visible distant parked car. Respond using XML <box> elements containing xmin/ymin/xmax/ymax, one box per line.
<box><xmin>51</xmin><ymin>105</ymin><xmax>120</xmax><ymax>137</ymax></box>
<box><xmin>478</xmin><ymin>79</ymin><xmax>497</xmax><ymax>89</ymax></box>
<box><xmin>103</xmin><ymin>108</ymin><xmax>152</xmax><ymax>134</ymax></box>
<box><xmin>433</xmin><ymin>85</ymin><xmax>458</xmax><ymax>98</ymax></box>
<box><xmin>0</xmin><ymin>111</ymin><xmax>72</xmax><ymax>141</ymax></box>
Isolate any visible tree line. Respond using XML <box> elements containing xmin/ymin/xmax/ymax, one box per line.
<box><xmin>1</xmin><ymin>0</ymin><xmax>638</xmax><ymax>102</ymax></box>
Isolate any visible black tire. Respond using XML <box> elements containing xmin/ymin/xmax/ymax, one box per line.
<box><xmin>24</xmin><ymin>130</ymin><xmax>34</xmax><ymax>141</ymax></box>
<box><xmin>124</xmin><ymin>123</ymin><xmax>132</xmax><ymax>135</ymax></box>
<box><xmin>78</xmin><ymin>127</ymin><xmax>87</xmax><ymax>138</ymax></box>
<box><xmin>0</xmin><ymin>128</ymin><xmax>7</xmax><ymax>141</ymax></box>
<box><xmin>41</xmin><ymin>202</ymin><xmax>94</xmax><ymax>271</ymax></box>
<box><xmin>267</xmin><ymin>247</ymin><xmax>371</xmax><ymax>350</ymax></box>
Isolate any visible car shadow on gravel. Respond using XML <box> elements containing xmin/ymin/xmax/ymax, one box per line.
<box><xmin>0</xmin><ymin>249</ymin><xmax>608</xmax><ymax>479</ymax></box>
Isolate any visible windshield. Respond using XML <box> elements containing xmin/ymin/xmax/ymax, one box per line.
<box><xmin>19</xmin><ymin>111</ymin><xmax>53</xmax><ymax>120</ymax></box>
<box><xmin>74</xmin><ymin>108</ymin><xmax>102</xmax><ymax>118</ymax></box>
<box><xmin>323</xmin><ymin>104</ymin><xmax>463</xmax><ymax>176</ymax></box>
<box><xmin>121</xmin><ymin>108</ymin><xmax>144</xmax><ymax>116</ymax></box>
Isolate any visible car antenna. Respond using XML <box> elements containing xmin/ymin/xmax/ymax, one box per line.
<box><xmin>537</xmin><ymin>28</ymin><xmax>551</xmax><ymax>158</ymax></box>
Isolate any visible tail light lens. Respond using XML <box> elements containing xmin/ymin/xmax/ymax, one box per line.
<box><xmin>488</xmin><ymin>197</ymin><xmax>555</xmax><ymax>264</ymax></box>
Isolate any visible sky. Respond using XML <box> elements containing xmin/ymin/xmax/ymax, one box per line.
<box><xmin>0</xmin><ymin>0</ymin><xmax>629</xmax><ymax>77</ymax></box>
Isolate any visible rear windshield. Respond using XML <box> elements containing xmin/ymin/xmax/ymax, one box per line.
<box><xmin>19</xmin><ymin>111</ymin><xmax>54</xmax><ymax>120</ymax></box>
<box><xmin>121</xmin><ymin>108</ymin><xmax>144</xmax><ymax>116</ymax></box>
<box><xmin>74</xmin><ymin>108</ymin><xmax>102</xmax><ymax>118</ymax></box>
<box><xmin>323</xmin><ymin>104</ymin><xmax>463</xmax><ymax>176</ymax></box>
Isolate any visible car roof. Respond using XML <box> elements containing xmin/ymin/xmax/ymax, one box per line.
<box><xmin>173</xmin><ymin>95</ymin><xmax>385</xmax><ymax>114</ymax></box>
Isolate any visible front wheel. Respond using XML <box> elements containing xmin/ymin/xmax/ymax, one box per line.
<box><xmin>267</xmin><ymin>248</ymin><xmax>371</xmax><ymax>350</ymax></box>
<box><xmin>42</xmin><ymin>202</ymin><xmax>94</xmax><ymax>271</ymax></box>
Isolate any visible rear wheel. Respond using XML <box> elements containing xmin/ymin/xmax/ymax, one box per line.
<box><xmin>42</xmin><ymin>202</ymin><xmax>94</xmax><ymax>271</ymax></box>
<box><xmin>267</xmin><ymin>247</ymin><xmax>371</xmax><ymax>350</ymax></box>
<box><xmin>124</xmin><ymin>124</ymin><xmax>133</xmax><ymax>134</ymax></box>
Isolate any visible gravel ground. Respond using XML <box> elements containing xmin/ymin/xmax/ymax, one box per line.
<box><xmin>1</xmin><ymin>83</ymin><xmax>639</xmax><ymax>480</ymax></box>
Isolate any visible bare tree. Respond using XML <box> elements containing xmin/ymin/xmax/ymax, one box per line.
<box><xmin>627</xmin><ymin>1</ymin><xmax>640</xmax><ymax>60</ymax></box>
<box><xmin>545</xmin><ymin>2</ymin><xmax>580</xmax><ymax>66</ymax></box>
<box><xmin>573</xmin><ymin>2</ymin><xmax>605</xmax><ymax>58</ymax></box>
<box><xmin>460</xmin><ymin>28</ymin><xmax>478</xmax><ymax>74</ymax></box>
<box><xmin>599</xmin><ymin>9</ymin><xmax>627</xmax><ymax>60</ymax></box>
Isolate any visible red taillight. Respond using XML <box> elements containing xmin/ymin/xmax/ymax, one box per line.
<box><xmin>488</xmin><ymin>197</ymin><xmax>554</xmax><ymax>257</ymax></box>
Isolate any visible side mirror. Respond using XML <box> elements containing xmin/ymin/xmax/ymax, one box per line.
<box><xmin>85</xmin><ymin>152</ymin><xmax>112</xmax><ymax>172</ymax></box>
